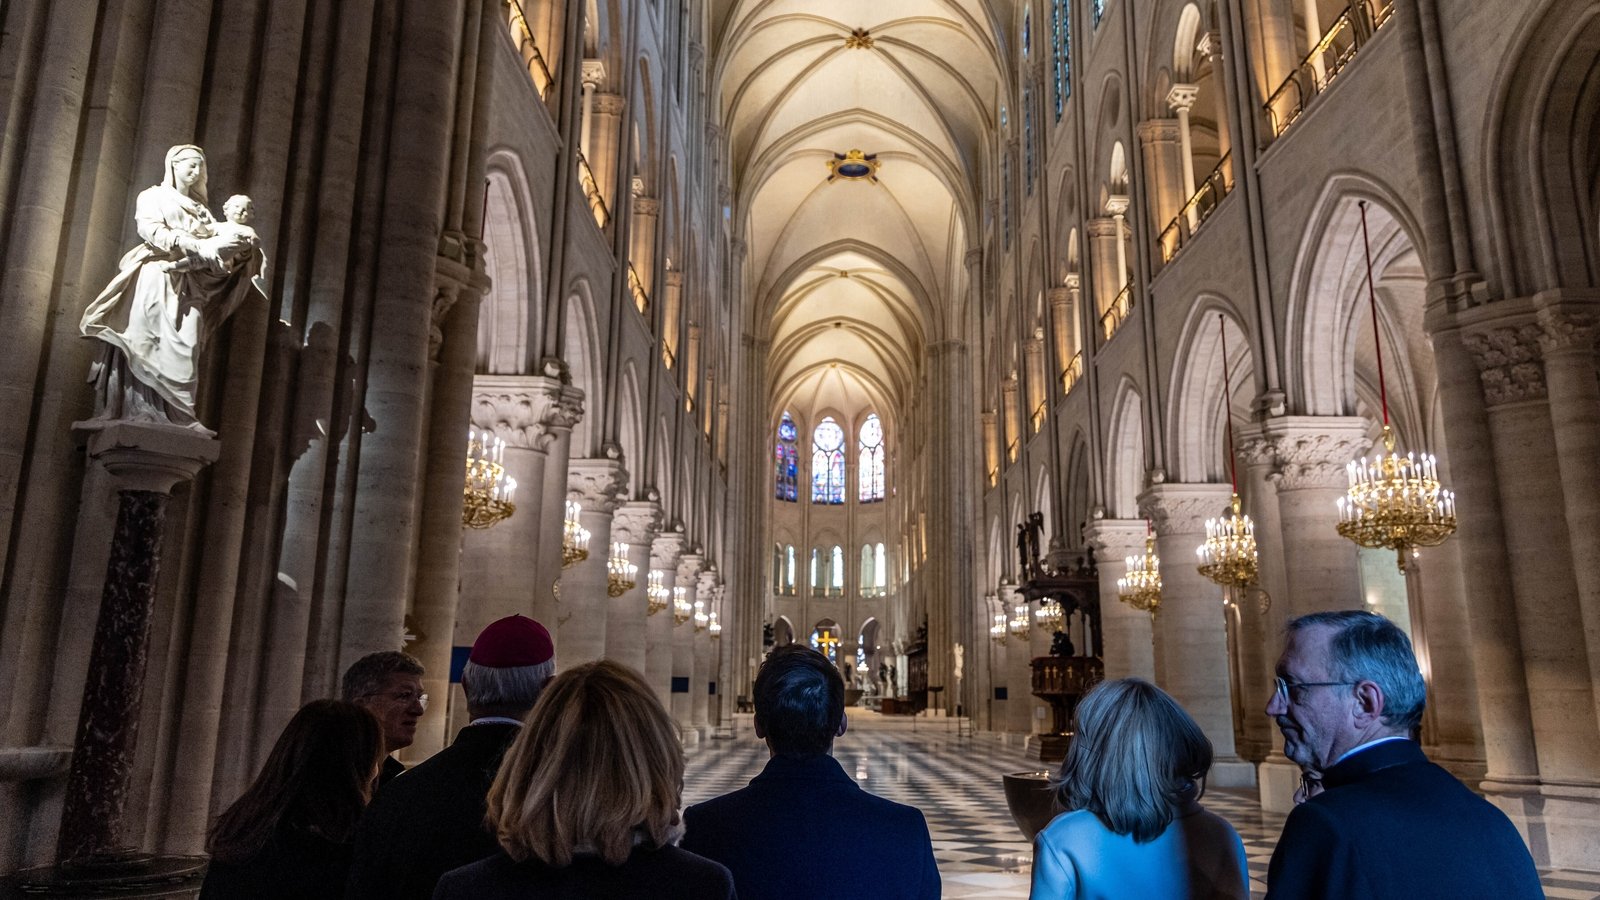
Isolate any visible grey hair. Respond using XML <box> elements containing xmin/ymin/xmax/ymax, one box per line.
<box><xmin>339</xmin><ymin>651</ymin><xmax>424</xmax><ymax>702</ymax></box>
<box><xmin>1287</xmin><ymin>610</ymin><xmax>1426</xmax><ymax>733</ymax></box>
<box><xmin>461</xmin><ymin>659</ymin><xmax>556</xmax><ymax>711</ymax></box>
<box><xmin>1054</xmin><ymin>678</ymin><xmax>1212</xmax><ymax>844</ymax></box>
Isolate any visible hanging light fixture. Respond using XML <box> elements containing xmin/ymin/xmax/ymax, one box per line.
<box><xmin>1034</xmin><ymin>599</ymin><xmax>1065</xmax><ymax>632</ymax></box>
<box><xmin>672</xmin><ymin>586</ymin><xmax>692</xmax><ymax>625</ymax></box>
<box><xmin>1197</xmin><ymin>314</ymin><xmax>1260</xmax><ymax>589</ymax></box>
<box><xmin>646</xmin><ymin>570</ymin><xmax>669</xmax><ymax>615</ymax></box>
<box><xmin>606</xmin><ymin>541</ymin><xmax>637</xmax><ymax>596</ymax></box>
<box><xmin>693</xmin><ymin>599</ymin><xmax>710</xmax><ymax>631</ymax></box>
<box><xmin>990</xmin><ymin>612</ymin><xmax>1008</xmax><ymax>645</ymax></box>
<box><xmin>1336</xmin><ymin>201</ymin><xmax>1457</xmax><ymax>572</ymax></box>
<box><xmin>1118</xmin><ymin>522</ymin><xmax>1162</xmax><ymax>615</ymax></box>
<box><xmin>1008</xmin><ymin>602</ymin><xmax>1031</xmax><ymax>637</ymax></box>
<box><xmin>462</xmin><ymin>427</ymin><xmax>516</xmax><ymax>529</ymax></box>
<box><xmin>561</xmin><ymin>500</ymin><xmax>591</xmax><ymax>568</ymax></box>
<box><xmin>708</xmin><ymin>610</ymin><xmax>722</xmax><ymax>639</ymax></box>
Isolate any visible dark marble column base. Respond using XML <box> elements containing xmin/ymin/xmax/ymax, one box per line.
<box><xmin>2</xmin><ymin>852</ymin><xmax>204</xmax><ymax>898</ymax></box>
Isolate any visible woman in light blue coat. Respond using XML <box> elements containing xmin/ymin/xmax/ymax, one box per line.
<box><xmin>1030</xmin><ymin>678</ymin><xmax>1249</xmax><ymax>900</ymax></box>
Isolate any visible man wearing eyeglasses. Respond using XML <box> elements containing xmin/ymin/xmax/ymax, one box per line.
<box><xmin>1263</xmin><ymin>610</ymin><xmax>1540</xmax><ymax>899</ymax></box>
<box><xmin>341</xmin><ymin>650</ymin><xmax>428</xmax><ymax>787</ymax></box>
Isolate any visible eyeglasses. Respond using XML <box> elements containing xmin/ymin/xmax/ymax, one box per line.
<box><xmin>364</xmin><ymin>689</ymin><xmax>429</xmax><ymax>710</ymax></box>
<box><xmin>1273</xmin><ymin>676</ymin><xmax>1356</xmax><ymax>703</ymax></box>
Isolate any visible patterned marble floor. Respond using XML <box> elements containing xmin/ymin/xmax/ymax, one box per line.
<box><xmin>683</xmin><ymin>714</ymin><xmax>1600</xmax><ymax>899</ymax></box>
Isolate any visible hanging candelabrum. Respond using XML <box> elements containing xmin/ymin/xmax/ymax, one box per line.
<box><xmin>1008</xmin><ymin>602</ymin><xmax>1031</xmax><ymax>637</ymax></box>
<box><xmin>606</xmin><ymin>541</ymin><xmax>637</xmax><ymax>597</ymax></box>
<box><xmin>1118</xmin><ymin>524</ymin><xmax>1163</xmax><ymax>615</ymax></box>
<box><xmin>561</xmin><ymin>500</ymin><xmax>591</xmax><ymax>568</ymax></box>
<box><xmin>672</xmin><ymin>585</ymin><xmax>691</xmax><ymax>625</ymax></box>
<box><xmin>1195</xmin><ymin>314</ymin><xmax>1261</xmax><ymax>589</ymax></box>
<box><xmin>462</xmin><ymin>427</ymin><xmax>517</xmax><ymax>529</ymax></box>
<box><xmin>1335</xmin><ymin>201</ymin><xmax>1458</xmax><ymax>572</ymax></box>
<box><xmin>990</xmin><ymin>613</ymin><xmax>1008</xmax><ymax>645</ymax></box>
<box><xmin>708</xmin><ymin>610</ymin><xmax>722</xmax><ymax>639</ymax></box>
<box><xmin>1034</xmin><ymin>599</ymin><xmax>1065</xmax><ymax>632</ymax></box>
<box><xmin>692</xmin><ymin>599</ymin><xmax>710</xmax><ymax>632</ymax></box>
<box><xmin>646</xmin><ymin>569</ymin><xmax>669</xmax><ymax>616</ymax></box>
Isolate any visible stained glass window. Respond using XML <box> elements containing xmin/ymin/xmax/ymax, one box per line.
<box><xmin>785</xmin><ymin>545</ymin><xmax>796</xmax><ymax>594</ymax></box>
<box><xmin>858</xmin><ymin>414</ymin><xmax>885</xmax><ymax>502</ymax></box>
<box><xmin>1093</xmin><ymin>0</ymin><xmax>1105</xmax><ymax>28</ymax></box>
<box><xmin>810</xmin><ymin>548</ymin><xmax>823</xmax><ymax>596</ymax></box>
<box><xmin>1024</xmin><ymin>86</ymin><xmax>1035</xmax><ymax>194</ymax></box>
<box><xmin>811</xmin><ymin>417</ymin><xmax>846</xmax><ymax>504</ymax></box>
<box><xmin>1002</xmin><ymin>154</ymin><xmax>1013</xmax><ymax>252</ymax></box>
<box><xmin>772</xmin><ymin>544</ymin><xmax>782</xmax><ymax>592</ymax></box>
<box><xmin>875</xmin><ymin>542</ymin><xmax>887</xmax><ymax>591</ymax></box>
<box><xmin>1022</xmin><ymin>8</ymin><xmax>1031</xmax><ymax>57</ymax></box>
<box><xmin>861</xmin><ymin>544</ymin><xmax>876</xmax><ymax>596</ymax></box>
<box><xmin>775</xmin><ymin>412</ymin><xmax>799</xmax><ymax>501</ymax></box>
<box><xmin>1053</xmin><ymin>0</ymin><xmax>1070</xmax><ymax>121</ymax></box>
<box><xmin>831</xmin><ymin>545</ymin><xmax>845</xmax><ymax>594</ymax></box>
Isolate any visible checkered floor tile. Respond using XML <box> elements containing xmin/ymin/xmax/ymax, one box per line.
<box><xmin>683</xmin><ymin>716</ymin><xmax>1600</xmax><ymax>898</ymax></box>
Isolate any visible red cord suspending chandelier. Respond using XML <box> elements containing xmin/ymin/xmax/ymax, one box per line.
<box><xmin>1334</xmin><ymin>201</ymin><xmax>1458</xmax><ymax>573</ymax></box>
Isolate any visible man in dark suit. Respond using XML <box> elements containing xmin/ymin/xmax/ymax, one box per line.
<box><xmin>341</xmin><ymin>650</ymin><xmax>427</xmax><ymax>787</ymax></box>
<box><xmin>681</xmin><ymin>645</ymin><xmax>940</xmax><ymax>900</ymax></box>
<box><xmin>345</xmin><ymin>615</ymin><xmax>555</xmax><ymax>900</ymax></box>
<box><xmin>1264</xmin><ymin>610</ymin><xmax>1542</xmax><ymax>899</ymax></box>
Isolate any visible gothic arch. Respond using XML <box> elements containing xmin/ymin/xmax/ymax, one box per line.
<box><xmin>478</xmin><ymin>151</ymin><xmax>543</xmax><ymax>374</ymax></box>
<box><xmin>1167</xmin><ymin>296</ymin><xmax>1252</xmax><ymax>483</ymax></box>
<box><xmin>1107</xmin><ymin>377</ymin><xmax>1145</xmax><ymax>519</ymax></box>
<box><xmin>561</xmin><ymin>279</ymin><xmax>604</xmax><ymax>459</ymax></box>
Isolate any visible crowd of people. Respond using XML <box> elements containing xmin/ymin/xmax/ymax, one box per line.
<box><xmin>195</xmin><ymin>608</ymin><xmax>1544</xmax><ymax>899</ymax></box>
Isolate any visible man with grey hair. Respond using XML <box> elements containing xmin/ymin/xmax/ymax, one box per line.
<box><xmin>346</xmin><ymin>615</ymin><xmax>555</xmax><ymax>900</ymax></box>
<box><xmin>341</xmin><ymin>650</ymin><xmax>427</xmax><ymax>787</ymax></box>
<box><xmin>1264</xmin><ymin>610</ymin><xmax>1540</xmax><ymax>899</ymax></box>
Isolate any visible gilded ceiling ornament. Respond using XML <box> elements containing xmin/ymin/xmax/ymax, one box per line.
<box><xmin>844</xmin><ymin>27</ymin><xmax>874</xmax><ymax>49</ymax></box>
<box><xmin>827</xmin><ymin>149</ymin><xmax>881</xmax><ymax>183</ymax></box>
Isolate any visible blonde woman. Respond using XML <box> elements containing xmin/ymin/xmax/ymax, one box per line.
<box><xmin>432</xmin><ymin>661</ymin><xmax>733</xmax><ymax>899</ymax></box>
<box><xmin>1030</xmin><ymin>678</ymin><xmax>1249</xmax><ymax>899</ymax></box>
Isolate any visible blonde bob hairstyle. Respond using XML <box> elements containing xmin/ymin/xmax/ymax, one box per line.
<box><xmin>1054</xmin><ymin>677</ymin><xmax>1213</xmax><ymax>843</ymax></box>
<box><xmin>486</xmin><ymin>660</ymin><xmax>683</xmax><ymax>867</ymax></box>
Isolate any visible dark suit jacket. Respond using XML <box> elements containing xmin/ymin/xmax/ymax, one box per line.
<box><xmin>432</xmin><ymin>846</ymin><xmax>735</xmax><ymax>900</ymax></box>
<box><xmin>681</xmin><ymin>752</ymin><xmax>941</xmax><ymax>900</ymax></box>
<box><xmin>347</xmin><ymin>722</ymin><xmax>520</xmax><ymax>900</ymax></box>
<box><xmin>1265</xmin><ymin>739</ymin><xmax>1542</xmax><ymax>899</ymax></box>
<box><xmin>200</xmin><ymin>825</ymin><xmax>353</xmax><ymax>899</ymax></box>
<box><xmin>378</xmin><ymin>754</ymin><xmax>406</xmax><ymax>788</ymax></box>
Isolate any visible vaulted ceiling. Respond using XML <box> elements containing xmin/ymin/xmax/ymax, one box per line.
<box><xmin>713</xmin><ymin>0</ymin><xmax>1007</xmax><ymax>428</ymax></box>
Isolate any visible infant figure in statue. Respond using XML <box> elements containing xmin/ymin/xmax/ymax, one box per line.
<box><xmin>80</xmin><ymin>145</ymin><xmax>267</xmax><ymax>432</ymax></box>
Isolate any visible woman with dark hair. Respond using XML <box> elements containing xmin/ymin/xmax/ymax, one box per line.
<box><xmin>1030</xmin><ymin>678</ymin><xmax>1249</xmax><ymax>899</ymax></box>
<box><xmin>433</xmin><ymin>660</ymin><xmax>734</xmax><ymax>899</ymax></box>
<box><xmin>200</xmin><ymin>700</ymin><xmax>384</xmax><ymax>898</ymax></box>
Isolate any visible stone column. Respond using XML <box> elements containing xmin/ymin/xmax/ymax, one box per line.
<box><xmin>1137</xmin><ymin>119</ymin><xmax>1184</xmax><ymax>239</ymax></box>
<box><xmin>647</xmin><ymin>532</ymin><xmax>685</xmax><ymax>707</ymax></box>
<box><xmin>1086</xmin><ymin>217</ymin><xmax>1118</xmax><ymax>320</ymax></box>
<box><xmin>1262</xmin><ymin>417</ymin><xmax>1369</xmax><ymax>616</ymax></box>
<box><xmin>589</xmin><ymin>91</ymin><xmax>624</xmax><ymax>212</ymax></box>
<box><xmin>561</xmin><ymin>457</ymin><xmax>627</xmax><ymax>665</ymax></box>
<box><xmin>1001</xmin><ymin>584</ymin><xmax>1034</xmax><ymax>734</ymax></box>
<box><xmin>928</xmin><ymin>340</ymin><xmax>976</xmax><ymax>715</ymax></box>
<box><xmin>534</xmin><ymin>380</ymin><xmax>584</xmax><ymax>638</ymax></box>
<box><xmin>57</xmin><ymin>422</ymin><xmax>219</xmax><ymax>866</ymax></box>
<box><xmin>629</xmin><ymin>195</ymin><xmax>659</xmax><ymax>310</ymax></box>
<box><xmin>1083</xmin><ymin>519</ymin><xmax>1154</xmax><ymax>680</ymax></box>
<box><xmin>578</xmin><ymin>60</ymin><xmax>604</xmax><ymax>159</ymax></box>
<box><xmin>1298</xmin><ymin>0</ymin><xmax>1326</xmax><ymax>83</ymax></box>
<box><xmin>1168</xmin><ymin>85</ymin><xmax>1200</xmax><ymax>227</ymax></box>
<box><xmin>608</xmin><ymin>500</ymin><xmax>662</xmax><ymax>673</ymax></box>
<box><xmin>660</xmin><ymin>271</ymin><xmax>683</xmax><ymax>367</ymax></box>
<box><xmin>1198</xmin><ymin>33</ymin><xmax>1233</xmax><ymax>161</ymax></box>
<box><xmin>1001</xmin><ymin>375</ymin><xmax>1020</xmax><ymax>462</ymax></box>
<box><xmin>1024</xmin><ymin>331</ymin><xmax>1047</xmax><ymax>432</ymax></box>
<box><xmin>1234</xmin><ymin>426</ymin><xmax>1292</xmax><ymax>805</ymax></box>
<box><xmin>674</xmin><ymin>553</ymin><xmax>705</xmax><ymax>743</ymax></box>
<box><xmin>1049</xmin><ymin>286</ymin><xmax>1075</xmax><ymax>384</ymax></box>
<box><xmin>692</xmin><ymin>569</ymin><xmax>719</xmax><ymax>736</ymax></box>
<box><xmin>1140</xmin><ymin>483</ymin><xmax>1253</xmax><ymax>786</ymax></box>
<box><xmin>1106</xmin><ymin>198</ymin><xmax>1130</xmax><ymax>294</ymax></box>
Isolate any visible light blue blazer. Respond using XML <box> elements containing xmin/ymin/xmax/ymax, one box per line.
<box><xmin>1030</xmin><ymin>804</ymin><xmax>1250</xmax><ymax>900</ymax></box>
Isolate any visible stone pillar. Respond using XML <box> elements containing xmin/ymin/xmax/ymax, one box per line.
<box><xmin>608</xmin><ymin>500</ymin><xmax>662</xmax><ymax>673</ymax></box>
<box><xmin>660</xmin><ymin>271</ymin><xmax>683</xmax><ymax>367</ymax></box>
<box><xmin>1024</xmin><ymin>331</ymin><xmax>1047</xmax><ymax>432</ymax></box>
<box><xmin>1140</xmin><ymin>483</ymin><xmax>1253</xmax><ymax>786</ymax></box>
<box><xmin>578</xmin><ymin>60</ymin><xmax>604</xmax><ymax>159</ymax></box>
<box><xmin>982</xmin><ymin>411</ymin><xmax>1000</xmax><ymax>485</ymax></box>
<box><xmin>1106</xmin><ymin>198</ymin><xmax>1130</xmax><ymax>294</ymax></box>
<box><xmin>1262</xmin><ymin>417</ymin><xmax>1369</xmax><ymax>616</ymax></box>
<box><xmin>647</xmin><ymin>532</ymin><xmax>685</xmax><ymax>707</ymax></box>
<box><xmin>1137</xmin><ymin>119</ymin><xmax>1184</xmax><ymax>239</ymax></box>
<box><xmin>1234</xmin><ymin>426</ymin><xmax>1291</xmax><ymax>803</ymax></box>
<box><xmin>1001</xmin><ymin>584</ymin><xmax>1034</xmax><ymax>734</ymax></box>
<box><xmin>1084</xmin><ymin>520</ymin><xmax>1154</xmax><ymax>680</ymax></box>
<box><xmin>1087</xmin><ymin>217</ymin><xmax>1118</xmax><ymax>321</ymax></box>
<box><xmin>57</xmin><ymin>422</ymin><xmax>219</xmax><ymax>866</ymax></box>
<box><xmin>629</xmin><ymin>195</ymin><xmax>659</xmax><ymax>310</ymax></box>
<box><xmin>928</xmin><ymin>340</ymin><xmax>976</xmax><ymax>715</ymax></box>
<box><xmin>673</xmin><ymin>553</ymin><xmax>704</xmax><ymax>743</ymax></box>
<box><xmin>1168</xmin><ymin>85</ymin><xmax>1200</xmax><ymax>226</ymax></box>
<box><xmin>589</xmin><ymin>91</ymin><xmax>624</xmax><ymax>211</ymax></box>
<box><xmin>1198</xmin><ymin>33</ymin><xmax>1233</xmax><ymax>161</ymax></box>
<box><xmin>692</xmin><ymin>569</ymin><xmax>719</xmax><ymax>736</ymax></box>
<box><xmin>561</xmin><ymin>458</ymin><xmax>627</xmax><ymax>665</ymax></box>
<box><xmin>1001</xmin><ymin>375</ymin><xmax>1020</xmax><ymax>462</ymax></box>
<box><xmin>1049</xmin><ymin>286</ymin><xmax>1075</xmax><ymax>384</ymax></box>
<box><xmin>1298</xmin><ymin>0</ymin><xmax>1326</xmax><ymax>83</ymax></box>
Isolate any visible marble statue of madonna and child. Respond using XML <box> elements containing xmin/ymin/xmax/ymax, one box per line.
<box><xmin>79</xmin><ymin>143</ymin><xmax>268</xmax><ymax>433</ymax></box>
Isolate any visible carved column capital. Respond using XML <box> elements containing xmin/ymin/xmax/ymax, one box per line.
<box><xmin>1166</xmin><ymin>83</ymin><xmax>1200</xmax><ymax>111</ymax></box>
<box><xmin>697</xmin><ymin>568</ymin><xmax>719</xmax><ymax>595</ymax></box>
<box><xmin>612</xmin><ymin>500</ymin><xmax>662</xmax><ymax>545</ymax></box>
<box><xmin>1535</xmin><ymin>305</ymin><xmax>1600</xmax><ymax>356</ymax></box>
<box><xmin>471</xmin><ymin>375</ymin><xmax>585</xmax><ymax>451</ymax></box>
<box><xmin>581</xmin><ymin>59</ymin><xmax>607</xmax><ymax>88</ymax></box>
<box><xmin>1048</xmin><ymin>286</ymin><xmax>1072</xmax><ymax>306</ymax></box>
<box><xmin>592</xmin><ymin>92</ymin><xmax>625</xmax><ymax>116</ymax></box>
<box><xmin>1104</xmin><ymin>195</ymin><xmax>1130</xmax><ymax>217</ymax></box>
<box><xmin>1252</xmin><ymin>416</ymin><xmax>1371</xmax><ymax>491</ymax></box>
<box><xmin>677</xmin><ymin>552</ymin><xmax>705</xmax><ymax>584</ymax></box>
<box><xmin>567</xmin><ymin>458</ymin><xmax>628</xmax><ymax>512</ymax></box>
<box><xmin>1081</xmin><ymin>519</ymin><xmax>1148</xmax><ymax>560</ymax></box>
<box><xmin>1136</xmin><ymin>118</ymin><xmax>1181</xmax><ymax>144</ymax></box>
<box><xmin>1197</xmin><ymin>31</ymin><xmax>1224</xmax><ymax>61</ymax></box>
<box><xmin>1086</xmin><ymin>216</ymin><xmax>1118</xmax><ymax>238</ymax></box>
<box><xmin>651</xmin><ymin>531</ymin><xmax>686</xmax><ymax>570</ymax></box>
<box><xmin>632</xmin><ymin>196</ymin><xmax>660</xmax><ymax>216</ymax></box>
<box><xmin>1463</xmin><ymin>322</ymin><xmax>1547</xmax><ymax>405</ymax></box>
<box><xmin>1138</xmin><ymin>483</ymin><xmax>1233</xmax><ymax>535</ymax></box>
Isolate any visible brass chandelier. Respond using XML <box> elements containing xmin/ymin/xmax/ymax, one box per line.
<box><xmin>990</xmin><ymin>611</ymin><xmax>1008</xmax><ymax>645</ymax></box>
<box><xmin>1118</xmin><ymin>524</ymin><xmax>1162</xmax><ymax>615</ymax></box>
<box><xmin>1008</xmin><ymin>602</ymin><xmax>1031</xmax><ymax>638</ymax></box>
<box><xmin>672</xmin><ymin>585</ymin><xmax>691</xmax><ymax>625</ymax></box>
<box><xmin>606</xmin><ymin>541</ymin><xmax>637</xmax><ymax>597</ymax></box>
<box><xmin>462</xmin><ymin>427</ymin><xmax>516</xmax><ymax>529</ymax></box>
<box><xmin>1196</xmin><ymin>315</ymin><xmax>1260</xmax><ymax>589</ymax></box>
<box><xmin>1335</xmin><ymin>202</ymin><xmax>1457</xmax><ymax>572</ymax></box>
<box><xmin>708</xmin><ymin>610</ymin><xmax>722</xmax><ymax>639</ymax></box>
<box><xmin>692</xmin><ymin>599</ymin><xmax>710</xmax><ymax>631</ymax></box>
<box><xmin>646</xmin><ymin>569</ymin><xmax>669</xmax><ymax>615</ymax></box>
<box><xmin>561</xmin><ymin>500</ymin><xmax>590</xmax><ymax>568</ymax></box>
<box><xmin>1034</xmin><ymin>599</ymin><xmax>1064</xmax><ymax>633</ymax></box>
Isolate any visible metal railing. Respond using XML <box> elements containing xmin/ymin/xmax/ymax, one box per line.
<box><xmin>1061</xmin><ymin>351</ymin><xmax>1084</xmax><ymax>394</ymax></box>
<box><xmin>987</xmin><ymin>466</ymin><xmax>999</xmax><ymax>487</ymax></box>
<box><xmin>628</xmin><ymin>263</ymin><xmax>650</xmax><ymax>314</ymax></box>
<box><xmin>1157</xmin><ymin>152</ymin><xmax>1234</xmax><ymax>263</ymax></box>
<box><xmin>505</xmin><ymin>0</ymin><xmax>556</xmax><ymax>101</ymax></box>
<box><xmin>577</xmin><ymin>152</ymin><xmax>609</xmax><ymax>228</ymax></box>
<box><xmin>1006</xmin><ymin>438</ymin><xmax>1019</xmax><ymax>462</ymax></box>
<box><xmin>1030</xmin><ymin>400</ymin><xmax>1047</xmax><ymax>433</ymax></box>
<box><xmin>1100</xmin><ymin>283</ymin><xmax>1134</xmax><ymax>342</ymax></box>
<box><xmin>1265</xmin><ymin>0</ymin><xmax>1394</xmax><ymax>137</ymax></box>
<box><xmin>661</xmin><ymin>345</ymin><xmax>676</xmax><ymax>369</ymax></box>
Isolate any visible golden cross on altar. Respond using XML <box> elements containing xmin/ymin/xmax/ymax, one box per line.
<box><xmin>815</xmin><ymin>631</ymin><xmax>840</xmax><ymax>657</ymax></box>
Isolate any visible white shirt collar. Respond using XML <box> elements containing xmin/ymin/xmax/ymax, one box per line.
<box><xmin>467</xmin><ymin>716</ymin><xmax>525</xmax><ymax>727</ymax></box>
<box><xmin>1331</xmin><ymin>734</ymin><xmax>1411</xmax><ymax>767</ymax></box>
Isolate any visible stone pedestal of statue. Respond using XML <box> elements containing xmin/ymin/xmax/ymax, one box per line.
<box><xmin>5</xmin><ymin>421</ymin><xmax>218</xmax><ymax>896</ymax></box>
